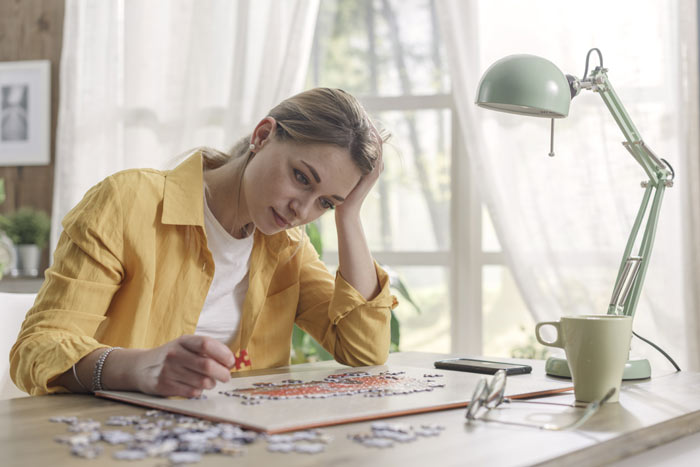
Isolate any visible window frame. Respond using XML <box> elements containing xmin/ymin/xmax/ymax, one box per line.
<box><xmin>318</xmin><ymin>92</ymin><xmax>507</xmax><ymax>356</ymax></box>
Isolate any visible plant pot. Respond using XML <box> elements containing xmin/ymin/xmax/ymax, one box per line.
<box><xmin>14</xmin><ymin>244</ymin><xmax>41</xmax><ymax>277</ymax></box>
<box><xmin>0</xmin><ymin>232</ymin><xmax>15</xmax><ymax>278</ymax></box>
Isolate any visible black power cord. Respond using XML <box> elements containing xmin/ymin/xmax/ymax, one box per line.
<box><xmin>633</xmin><ymin>331</ymin><xmax>681</xmax><ymax>372</ymax></box>
<box><xmin>582</xmin><ymin>47</ymin><xmax>604</xmax><ymax>80</ymax></box>
<box><xmin>661</xmin><ymin>158</ymin><xmax>675</xmax><ymax>180</ymax></box>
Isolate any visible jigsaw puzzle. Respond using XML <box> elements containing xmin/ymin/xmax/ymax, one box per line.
<box><xmin>97</xmin><ymin>365</ymin><xmax>572</xmax><ymax>433</ymax></box>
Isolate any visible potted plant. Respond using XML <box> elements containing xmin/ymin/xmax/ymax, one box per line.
<box><xmin>0</xmin><ymin>178</ymin><xmax>11</xmax><ymax>279</ymax></box>
<box><xmin>0</xmin><ymin>207</ymin><xmax>50</xmax><ymax>277</ymax></box>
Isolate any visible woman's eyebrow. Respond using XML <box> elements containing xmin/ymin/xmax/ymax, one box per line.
<box><xmin>300</xmin><ymin>160</ymin><xmax>345</xmax><ymax>202</ymax></box>
<box><xmin>301</xmin><ymin>161</ymin><xmax>321</xmax><ymax>183</ymax></box>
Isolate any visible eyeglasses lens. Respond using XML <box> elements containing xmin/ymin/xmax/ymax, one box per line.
<box><xmin>465</xmin><ymin>378</ymin><xmax>487</xmax><ymax>420</ymax></box>
<box><xmin>485</xmin><ymin>370</ymin><xmax>507</xmax><ymax>409</ymax></box>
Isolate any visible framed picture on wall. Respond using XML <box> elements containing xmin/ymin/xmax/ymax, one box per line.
<box><xmin>0</xmin><ymin>60</ymin><xmax>50</xmax><ymax>166</ymax></box>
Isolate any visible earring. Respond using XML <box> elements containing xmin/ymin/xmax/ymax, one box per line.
<box><xmin>249</xmin><ymin>143</ymin><xmax>255</xmax><ymax>151</ymax></box>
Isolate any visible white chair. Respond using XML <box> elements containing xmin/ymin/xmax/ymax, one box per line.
<box><xmin>0</xmin><ymin>292</ymin><xmax>36</xmax><ymax>399</ymax></box>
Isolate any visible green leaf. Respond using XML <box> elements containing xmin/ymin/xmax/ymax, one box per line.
<box><xmin>0</xmin><ymin>207</ymin><xmax>50</xmax><ymax>248</ymax></box>
<box><xmin>291</xmin><ymin>325</ymin><xmax>311</xmax><ymax>364</ymax></box>
<box><xmin>305</xmin><ymin>222</ymin><xmax>323</xmax><ymax>257</ymax></box>
<box><xmin>291</xmin><ymin>324</ymin><xmax>334</xmax><ymax>363</ymax></box>
<box><xmin>390</xmin><ymin>309</ymin><xmax>400</xmax><ymax>349</ymax></box>
<box><xmin>392</xmin><ymin>277</ymin><xmax>421</xmax><ymax>314</ymax></box>
<box><xmin>292</xmin><ymin>324</ymin><xmax>306</xmax><ymax>348</ymax></box>
<box><xmin>309</xmin><ymin>337</ymin><xmax>334</xmax><ymax>361</ymax></box>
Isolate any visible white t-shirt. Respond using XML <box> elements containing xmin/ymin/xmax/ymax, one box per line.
<box><xmin>195</xmin><ymin>197</ymin><xmax>254</xmax><ymax>343</ymax></box>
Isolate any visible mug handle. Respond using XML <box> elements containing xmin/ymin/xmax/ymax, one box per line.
<box><xmin>535</xmin><ymin>321</ymin><xmax>564</xmax><ymax>348</ymax></box>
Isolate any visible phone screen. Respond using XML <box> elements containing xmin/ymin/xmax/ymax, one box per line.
<box><xmin>434</xmin><ymin>358</ymin><xmax>532</xmax><ymax>375</ymax></box>
<box><xmin>453</xmin><ymin>359</ymin><xmax>526</xmax><ymax>369</ymax></box>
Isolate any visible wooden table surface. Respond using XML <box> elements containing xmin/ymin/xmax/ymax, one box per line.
<box><xmin>2</xmin><ymin>351</ymin><xmax>699</xmax><ymax>467</ymax></box>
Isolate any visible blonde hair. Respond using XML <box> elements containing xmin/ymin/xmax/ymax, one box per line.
<box><xmin>204</xmin><ymin>88</ymin><xmax>388</xmax><ymax>173</ymax></box>
<box><xmin>201</xmin><ymin>88</ymin><xmax>388</xmax><ymax>247</ymax></box>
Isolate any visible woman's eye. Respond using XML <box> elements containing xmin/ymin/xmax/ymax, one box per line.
<box><xmin>294</xmin><ymin>169</ymin><xmax>309</xmax><ymax>185</ymax></box>
<box><xmin>320</xmin><ymin>198</ymin><xmax>335</xmax><ymax>210</ymax></box>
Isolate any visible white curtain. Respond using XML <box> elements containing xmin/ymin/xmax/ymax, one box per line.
<box><xmin>53</xmin><ymin>0</ymin><xmax>319</xmax><ymax>251</ymax></box>
<box><xmin>679</xmin><ymin>0</ymin><xmax>700</xmax><ymax>371</ymax></box>
<box><xmin>438</xmin><ymin>0</ymin><xmax>696</xmax><ymax>370</ymax></box>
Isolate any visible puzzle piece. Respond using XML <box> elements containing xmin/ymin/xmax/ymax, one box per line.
<box><xmin>349</xmin><ymin>422</ymin><xmax>446</xmax><ymax>449</ymax></box>
<box><xmin>234</xmin><ymin>349</ymin><xmax>252</xmax><ymax>370</ymax></box>
<box><xmin>113</xmin><ymin>449</ymin><xmax>147</xmax><ymax>461</ymax></box>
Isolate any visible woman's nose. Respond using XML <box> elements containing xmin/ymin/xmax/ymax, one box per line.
<box><xmin>290</xmin><ymin>196</ymin><xmax>313</xmax><ymax>222</ymax></box>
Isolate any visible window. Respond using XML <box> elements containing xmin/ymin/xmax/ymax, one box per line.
<box><xmin>306</xmin><ymin>0</ymin><xmax>534</xmax><ymax>357</ymax></box>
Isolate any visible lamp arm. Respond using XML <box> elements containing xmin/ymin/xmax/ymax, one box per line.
<box><xmin>579</xmin><ymin>68</ymin><xmax>673</xmax><ymax>318</ymax></box>
<box><xmin>621</xmin><ymin>183</ymin><xmax>667</xmax><ymax>318</ymax></box>
<box><xmin>584</xmin><ymin>68</ymin><xmax>673</xmax><ymax>184</ymax></box>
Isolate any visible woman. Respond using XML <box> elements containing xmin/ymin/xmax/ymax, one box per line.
<box><xmin>10</xmin><ymin>88</ymin><xmax>396</xmax><ymax>398</ymax></box>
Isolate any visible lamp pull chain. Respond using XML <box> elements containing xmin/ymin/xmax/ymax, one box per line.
<box><xmin>548</xmin><ymin>119</ymin><xmax>556</xmax><ymax>157</ymax></box>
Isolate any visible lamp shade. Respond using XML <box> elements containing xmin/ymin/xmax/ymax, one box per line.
<box><xmin>476</xmin><ymin>54</ymin><xmax>571</xmax><ymax>118</ymax></box>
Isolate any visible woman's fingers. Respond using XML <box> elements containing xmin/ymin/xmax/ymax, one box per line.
<box><xmin>137</xmin><ymin>353</ymin><xmax>209</xmax><ymax>397</ymax></box>
<box><xmin>133</xmin><ymin>335</ymin><xmax>237</xmax><ymax>397</ymax></box>
<box><xmin>178</xmin><ymin>335</ymin><xmax>235</xmax><ymax>369</ymax></box>
<box><xmin>338</xmin><ymin>164</ymin><xmax>383</xmax><ymax>214</ymax></box>
<box><xmin>161</xmin><ymin>361</ymin><xmax>218</xmax><ymax>390</ymax></box>
<box><xmin>170</xmin><ymin>348</ymin><xmax>231</xmax><ymax>384</ymax></box>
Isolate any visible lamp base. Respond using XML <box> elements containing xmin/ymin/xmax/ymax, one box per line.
<box><xmin>544</xmin><ymin>356</ymin><xmax>651</xmax><ymax>380</ymax></box>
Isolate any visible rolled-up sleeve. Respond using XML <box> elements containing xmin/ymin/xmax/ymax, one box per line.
<box><xmin>294</xmin><ymin>237</ymin><xmax>396</xmax><ymax>367</ymax></box>
<box><xmin>10</xmin><ymin>177</ymin><xmax>124</xmax><ymax>395</ymax></box>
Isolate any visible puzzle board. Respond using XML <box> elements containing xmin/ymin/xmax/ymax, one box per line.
<box><xmin>97</xmin><ymin>365</ymin><xmax>572</xmax><ymax>434</ymax></box>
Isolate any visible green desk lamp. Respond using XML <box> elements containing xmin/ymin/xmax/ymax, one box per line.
<box><xmin>475</xmin><ymin>49</ymin><xmax>675</xmax><ymax>380</ymax></box>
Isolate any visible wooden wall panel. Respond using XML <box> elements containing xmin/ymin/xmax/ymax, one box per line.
<box><xmin>0</xmin><ymin>0</ymin><xmax>65</xmax><ymax>271</ymax></box>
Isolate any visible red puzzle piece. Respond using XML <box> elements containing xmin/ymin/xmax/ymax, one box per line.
<box><xmin>234</xmin><ymin>349</ymin><xmax>251</xmax><ymax>370</ymax></box>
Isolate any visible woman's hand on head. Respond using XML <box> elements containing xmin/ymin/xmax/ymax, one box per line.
<box><xmin>130</xmin><ymin>335</ymin><xmax>234</xmax><ymax>398</ymax></box>
<box><xmin>335</xmin><ymin>151</ymin><xmax>384</xmax><ymax>220</ymax></box>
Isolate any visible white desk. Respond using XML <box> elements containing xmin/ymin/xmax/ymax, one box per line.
<box><xmin>1</xmin><ymin>351</ymin><xmax>699</xmax><ymax>466</ymax></box>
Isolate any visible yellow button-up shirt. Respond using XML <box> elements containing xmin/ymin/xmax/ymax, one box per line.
<box><xmin>10</xmin><ymin>153</ymin><xmax>395</xmax><ymax>395</ymax></box>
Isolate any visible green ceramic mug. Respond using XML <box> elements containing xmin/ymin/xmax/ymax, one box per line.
<box><xmin>535</xmin><ymin>315</ymin><xmax>632</xmax><ymax>403</ymax></box>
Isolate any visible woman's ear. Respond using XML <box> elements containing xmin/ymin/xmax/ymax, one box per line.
<box><xmin>251</xmin><ymin>116</ymin><xmax>277</xmax><ymax>148</ymax></box>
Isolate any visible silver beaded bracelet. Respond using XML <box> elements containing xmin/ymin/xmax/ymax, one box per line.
<box><xmin>72</xmin><ymin>363</ymin><xmax>90</xmax><ymax>392</ymax></box>
<box><xmin>92</xmin><ymin>347</ymin><xmax>122</xmax><ymax>392</ymax></box>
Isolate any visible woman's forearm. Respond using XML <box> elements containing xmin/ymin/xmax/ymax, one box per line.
<box><xmin>335</xmin><ymin>212</ymin><xmax>380</xmax><ymax>301</ymax></box>
<box><xmin>50</xmin><ymin>347</ymin><xmax>142</xmax><ymax>393</ymax></box>
<box><xmin>50</xmin><ymin>336</ymin><xmax>233</xmax><ymax>397</ymax></box>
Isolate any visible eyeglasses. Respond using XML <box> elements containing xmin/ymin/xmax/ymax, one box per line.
<box><xmin>465</xmin><ymin>370</ymin><xmax>615</xmax><ymax>431</ymax></box>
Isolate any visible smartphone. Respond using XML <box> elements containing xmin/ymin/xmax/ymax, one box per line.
<box><xmin>434</xmin><ymin>358</ymin><xmax>532</xmax><ymax>376</ymax></box>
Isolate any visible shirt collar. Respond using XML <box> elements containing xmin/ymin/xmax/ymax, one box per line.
<box><xmin>161</xmin><ymin>151</ymin><xmax>206</xmax><ymax>226</ymax></box>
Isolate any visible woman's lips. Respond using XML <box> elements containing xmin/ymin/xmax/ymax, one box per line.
<box><xmin>272</xmin><ymin>208</ymin><xmax>290</xmax><ymax>228</ymax></box>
